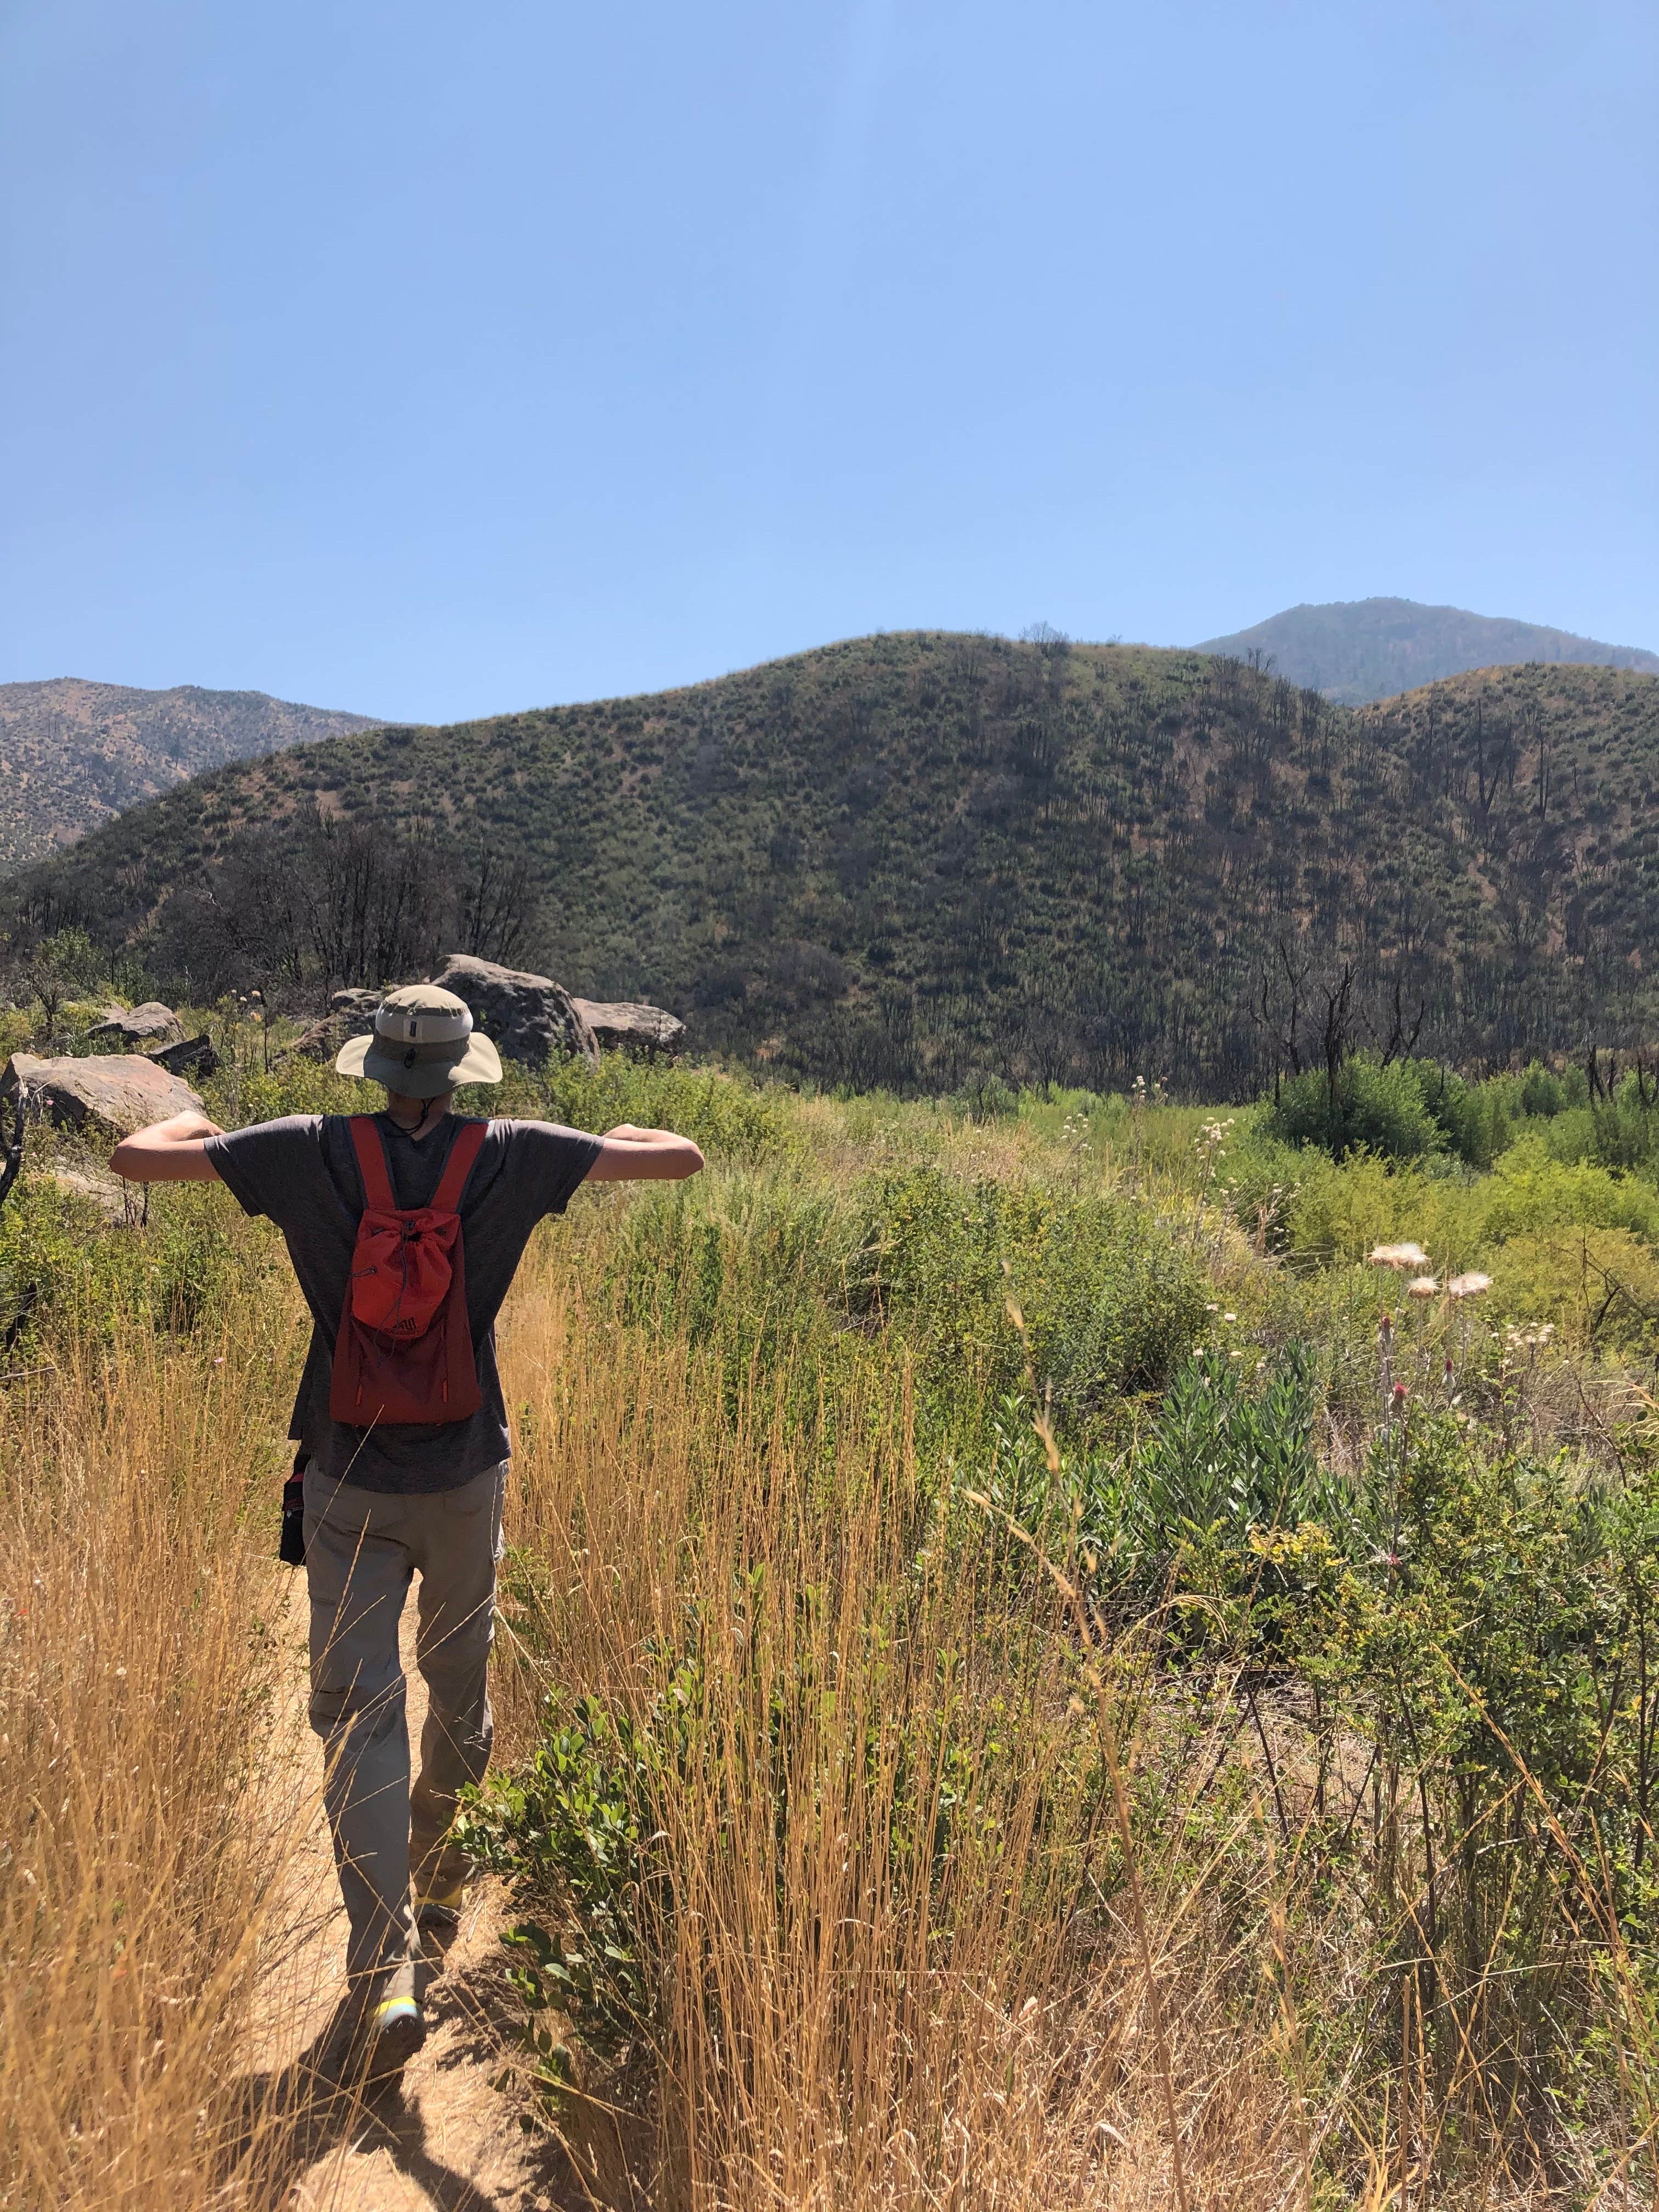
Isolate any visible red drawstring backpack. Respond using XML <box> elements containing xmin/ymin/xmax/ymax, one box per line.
<box><xmin>329</xmin><ymin>1116</ymin><xmax>488</xmax><ymax>1426</ymax></box>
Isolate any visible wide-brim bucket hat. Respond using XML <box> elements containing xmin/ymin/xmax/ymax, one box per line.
<box><xmin>336</xmin><ymin>984</ymin><xmax>503</xmax><ymax>1098</ymax></box>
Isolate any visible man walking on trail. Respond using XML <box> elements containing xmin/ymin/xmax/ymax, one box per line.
<box><xmin>112</xmin><ymin>985</ymin><xmax>704</xmax><ymax>2078</ymax></box>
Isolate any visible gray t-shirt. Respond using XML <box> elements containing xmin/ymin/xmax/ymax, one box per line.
<box><xmin>206</xmin><ymin>1111</ymin><xmax>602</xmax><ymax>1493</ymax></box>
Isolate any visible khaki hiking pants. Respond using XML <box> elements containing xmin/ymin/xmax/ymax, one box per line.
<box><xmin>303</xmin><ymin>1460</ymin><xmax>507</xmax><ymax>1982</ymax></box>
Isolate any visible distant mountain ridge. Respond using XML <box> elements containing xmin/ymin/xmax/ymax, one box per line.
<box><xmin>13</xmin><ymin>633</ymin><xmax>1659</xmax><ymax>1096</ymax></box>
<box><xmin>0</xmin><ymin>678</ymin><xmax>381</xmax><ymax>869</ymax></box>
<box><xmin>1194</xmin><ymin>597</ymin><xmax>1659</xmax><ymax>706</ymax></box>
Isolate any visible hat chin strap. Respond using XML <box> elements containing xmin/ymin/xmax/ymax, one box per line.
<box><xmin>383</xmin><ymin>1089</ymin><xmax>450</xmax><ymax>1136</ymax></box>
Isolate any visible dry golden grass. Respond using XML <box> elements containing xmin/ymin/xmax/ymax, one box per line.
<box><xmin>0</xmin><ymin>1282</ymin><xmax>312</xmax><ymax>2209</ymax></box>
<box><xmin>488</xmin><ymin>1256</ymin><xmax>1641</xmax><ymax>2209</ymax></box>
<box><xmin>2</xmin><ymin>1208</ymin><xmax>1650</xmax><ymax>2210</ymax></box>
<box><xmin>493</xmin><ymin>1269</ymin><xmax>1314</xmax><ymax>2209</ymax></box>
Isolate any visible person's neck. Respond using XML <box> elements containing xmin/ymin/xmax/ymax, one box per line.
<box><xmin>381</xmin><ymin>1092</ymin><xmax>453</xmax><ymax>1142</ymax></box>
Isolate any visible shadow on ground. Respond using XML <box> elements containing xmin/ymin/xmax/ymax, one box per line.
<box><xmin>220</xmin><ymin>1936</ymin><xmax>651</xmax><ymax>2212</ymax></box>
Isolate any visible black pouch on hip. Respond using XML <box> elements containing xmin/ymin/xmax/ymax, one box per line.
<box><xmin>279</xmin><ymin>1454</ymin><xmax>307</xmax><ymax>1566</ymax></box>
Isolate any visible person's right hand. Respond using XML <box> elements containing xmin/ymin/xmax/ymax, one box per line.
<box><xmin>170</xmin><ymin>1110</ymin><xmax>227</xmax><ymax>1140</ymax></box>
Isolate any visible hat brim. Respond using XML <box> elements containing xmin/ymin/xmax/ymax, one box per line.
<box><xmin>335</xmin><ymin>1032</ymin><xmax>504</xmax><ymax>1095</ymax></box>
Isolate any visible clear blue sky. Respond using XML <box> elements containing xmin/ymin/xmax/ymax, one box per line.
<box><xmin>2</xmin><ymin>1</ymin><xmax>1654</xmax><ymax>724</ymax></box>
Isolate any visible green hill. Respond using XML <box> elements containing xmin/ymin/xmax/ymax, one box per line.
<box><xmin>10</xmin><ymin>633</ymin><xmax>1659</xmax><ymax>1094</ymax></box>
<box><xmin>0</xmin><ymin>677</ymin><xmax>382</xmax><ymax>870</ymax></box>
<box><xmin>1194</xmin><ymin>597</ymin><xmax>1659</xmax><ymax>706</ymax></box>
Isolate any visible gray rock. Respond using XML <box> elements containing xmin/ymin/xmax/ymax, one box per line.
<box><xmin>571</xmin><ymin>997</ymin><xmax>686</xmax><ymax>1056</ymax></box>
<box><xmin>43</xmin><ymin>1165</ymin><xmax>129</xmax><ymax>1222</ymax></box>
<box><xmin>292</xmin><ymin>987</ymin><xmax>382</xmax><ymax>1063</ymax></box>
<box><xmin>428</xmin><ymin>955</ymin><xmax>597</xmax><ymax>1068</ymax></box>
<box><xmin>87</xmin><ymin>1001</ymin><xmax>184</xmax><ymax>1050</ymax></box>
<box><xmin>150</xmin><ymin>1034</ymin><xmax>221</xmax><ymax>1079</ymax></box>
<box><xmin>2</xmin><ymin>1052</ymin><xmax>204</xmax><ymax>1139</ymax></box>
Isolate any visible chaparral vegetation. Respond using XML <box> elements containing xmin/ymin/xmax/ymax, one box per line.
<box><xmin>9</xmin><ymin>997</ymin><xmax>1659</xmax><ymax>2205</ymax></box>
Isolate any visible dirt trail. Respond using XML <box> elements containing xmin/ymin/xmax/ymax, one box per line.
<box><xmin>241</xmin><ymin>1581</ymin><xmax>576</xmax><ymax>2212</ymax></box>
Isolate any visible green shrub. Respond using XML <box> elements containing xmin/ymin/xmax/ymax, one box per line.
<box><xmin>1042</xmin><ymin>1346</ymin><xmax>1359</xmax><ymax>1643</ymax></box>
<box><xmin>1266</xmin><ymin>1053</ymin><xmax>1445</xmax><ymax>1162</ymax></box>
<box><xmin>1283</xmin><ymin>1132</ymin><xmax>1659</xmax><ymax>1274</ymax></box>
<box><xmin>1213</xmin><ymin>1124</ymin><xmax>1306</xmax><ymax>1249</ymax></box>
<box><xmin>1476</xmin><ymin>1136</ymin><xmax>1659</xmax><ymax>1245</ymax></box>
<box><xmin>1491</xmin><ymin>1224</ymin><xmax>1659</xmax><ymax>1355</ymax></box>
<box><xmin>455</xmin><ymin>1685</ymin><xmax>674</xmax><ymax>2072</ymax></box>
<box><xmin>1519</xmin><ymin>1062</ymin><xmax>1567</xmax><ymax>1118</ymax></box>
<box><xmin>848</xmin><ymin>1165</ymin><xmax>1207</xmax><ymax>1438</ymax></box>
<box><xmin>0</xmin><ymin>1152</ymin><xmax>279</xmax><ymax>1346</ymax></box>
<box><xmin>509</xmin><ymin>1054</ymin><xmax>794</xmax><ymax>1164</ymax></box>
<box><xmin>1117</xmin><ymin>1343</ymin><xmax>1346</xmax><ymax>1556</ymax></box>
<box><xmin>601</xmin><ymin>1167</ymin><xmax>852</xmax><ymax>1379</ymax></box>
<box><xmin>1405</xmin><ymin>1058</ymin><xmax>1516</xmax><ymax>1169</ymax></box>
<box><xmin>1583</xmin><ymin>1072</ymin><xmax>1659</xmax><ymax>1173</ymax></box>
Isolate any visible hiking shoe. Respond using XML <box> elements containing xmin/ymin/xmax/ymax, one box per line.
<box><xmin>324</xmin><ymin>1959</ymin><xmax>427</xmax><ymax>2084</ymax></box>
<box><xmin>362</xmin><ymin>1988</ymin><xmax>426</xmax><ymax>2080</ymax></box>
<box><xmin>413</xmin><ymin>1871</ymin><xmax>466</xmax><ymax>1929</ymax></box>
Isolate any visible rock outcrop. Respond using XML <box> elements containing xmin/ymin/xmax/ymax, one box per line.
<box><xmin>292</xmin><ymin>988</ymin><xmax>383</xmax><ymax>1063</ymax></box>
<box><xmin>44</xmin><ymin>1165</ymin><xmax>129</xmax><ymax>1222</ymax></box>
<box><xmin>571</xmin><ymin>997</ymin><xmax>686</xmax><ymax>1056</ymax></box>
<box><xmin>150</xmin><ymin>1034</ymin><xmax>221</xmax><ymax>1079</ymax></box>
<box><xmin>1</xmin><ymin>1052</ymin><xmax>204</xmax><ymax>1139</ymax></box>
<box><xmin>87</xmin><ymin>1001</ymin><xmax>184</xmax><ymax>1050</ymax></box>
<box><xmin>428</xmin><ymin>956</ymin><xmax>597</xmax><ymax>1068</ymax></box>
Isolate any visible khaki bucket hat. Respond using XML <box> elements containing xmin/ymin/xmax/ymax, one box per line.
<box><xmin>336</xmin><ymin>985</ymin><xmax>504</xmax><ymax>1098</ymax></box>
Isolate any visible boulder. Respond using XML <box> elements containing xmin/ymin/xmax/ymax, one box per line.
<box><xmin>292</xmin><ymin>987</ymin><xmax>383</xmax><ymax>1063</ymax></box>
<box><xmin>1</xmin><ymin>1052</ymin><xmax>204</xmax><ymax>1139</ymax></box>
<box><xmin>428</xmin><ymin>955</ymin><xmax>597</xmax><ymax>1068</ymax></box>
<box><xmin>331</xmin><ymin>986</ymin><xmax>385</xmax><ymax>1025</ymax></box>
<box><xmin>87</xmin><ymin>1001</ymin><xmax>184</xmax><ymax>1050</ymax></box>
<box><xmin>150</xmin><ymin>1033</ymin><xmax>221</xmax><ymax>1079</ymax></box>
<box><xmin>44</xmin><ymin>1165</ymin><xmax>129</xmax><ymax>1223</ymax></box>
<box><xmin>571</xmin><ymin>997</ymin><xmax>686</xmax><ymax>1056</ymax></box>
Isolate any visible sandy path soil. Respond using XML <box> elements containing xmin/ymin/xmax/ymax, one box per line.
<box><xmin>236</xmin><ymin>1581</ymin><xmax>586</xmax><ymax>2212</ymax></box>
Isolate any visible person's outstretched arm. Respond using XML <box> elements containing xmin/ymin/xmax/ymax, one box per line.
<box><xmin>587</xmin><ymin>1122</ymin><xmax>704</xmax><ymax>1182</ymax></box>
<box><xmin>111</xmin><ymin>1109</ymin><xmax>226</xmax><ymax>1182</ymax></box>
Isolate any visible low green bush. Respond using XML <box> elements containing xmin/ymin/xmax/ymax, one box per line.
<box><xmin>496</xmin><ymin>1054</ymin><xmax>795</xmax><ymax>1165</ymax></box>
<box><xmin>600</xmin><ymin>1166</ymin><xmax>854</xmax><ymax>1385</ymax></box>
<box><xmin>1090</xmin><ymin>1344</ymin><xmax>1350</xmax><ymax>1572</ymax></box>
<box><xmin>455</xmin><ymin>1685</ymin><xmax>673</xmax><ymax>2072</ymax></box>
<box><xmin>1266</xmin><ymin>1053</ymin><xmax>1446</xmax><ymax>1163</ymax></box>
<box><xmin>847</xmin><ymin>1164</ymin><xmax>1208</xmax><ymax>1439</ymax></box>
<box><xmin>0</xmin><ymin>1148</ymin><xmax>279</xmax><ymax>1347</ymax></box>
<box><xmin>1282</xmin><ymin>1132</ymin><xmax>1659</xmax><ymax>1273</ymax></box>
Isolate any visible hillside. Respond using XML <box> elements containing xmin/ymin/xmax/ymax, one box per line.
<box><xmin>12</xmin><ymin>634</ymin><xmax>1659</xmax><ymax>1094</ymax></box>
<box><xmin>0</xmin><ymin>678</ymin><xmax>381</xmax><ymax>868</ymax></box>
<box><xmin>1194</xmin><ymin>596</ymin><xmax>1659</xmax><ymax>705</ymax></box>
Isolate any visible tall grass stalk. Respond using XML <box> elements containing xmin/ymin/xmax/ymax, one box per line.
<box><xmin>488</xmin><ymin>1263</ymin><xmax>1324</xmax><ymax>2207</ymax></box>
<box><xmin>0</xmin><ymin>1288</ymin><xmax>313</xmax><ymax>2209</ymax></box>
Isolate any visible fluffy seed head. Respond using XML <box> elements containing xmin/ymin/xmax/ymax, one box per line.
<box><xmin>1369</xmin><ymin>1243</ymin><xmax>1430</xmax><ymax>1271</ymax></box>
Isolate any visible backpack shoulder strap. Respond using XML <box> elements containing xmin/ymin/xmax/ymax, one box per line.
<box><xmin>348</xmin><ymin>1115</ymin><xmax>397</xmax><ymax>1212</ymax></box>
<box><xmin>432</xmin><ymin>1119</ymin><xmax>488</xmax><ymax>1214</ymax></box>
